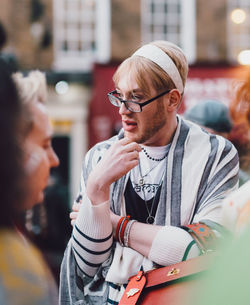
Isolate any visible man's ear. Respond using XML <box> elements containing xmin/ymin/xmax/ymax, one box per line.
<box><xmin>167</xmin><ymin>89</ymin><xmax>181</xmax><ymax>111</ymax></box>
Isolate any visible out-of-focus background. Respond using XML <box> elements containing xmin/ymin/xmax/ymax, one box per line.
<box><xmin>1</xmin><ymin>0</ymin><xmax>249</xmax><ymax>285</ymax></box>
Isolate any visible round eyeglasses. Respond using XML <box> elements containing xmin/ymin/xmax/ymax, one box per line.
<box><xmin>107</xmin><ymin>89</ymin><xmax>171</xmax><ymax>113</ymax></box>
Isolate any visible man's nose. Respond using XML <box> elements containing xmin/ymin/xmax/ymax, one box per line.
<box><xmin>119</xmin><ymin>102</ymin><xmax>131</xmax><ymax>115</ymax></box>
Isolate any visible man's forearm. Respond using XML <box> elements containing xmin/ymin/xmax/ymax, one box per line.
<box><xmin>72</xmin><ymin>196</ymin><xmax>113</xmax><ymax>277</ymax></box>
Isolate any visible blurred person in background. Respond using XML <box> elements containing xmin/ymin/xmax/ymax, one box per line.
<box><xmin>228</xmin><ymin>79</ymin><xmax>250</xmax><ymax>186</ymax></box>
<box><xmin>26</xmin><ymin>171</ymin><xmax>72</xmax><ymax>286</ymax></box>
<box><xmin>192</xmin><ymin>73</ymin><xmax>250</xmax><ymax>305</ymax></box>
<box><xmin>184</xmin><ymin>99</ymin><xmax>233</xmax><ymax>139</ymax></box>
<box><xmin>13</xmin><ymin>70</ymin><xmax>60</xmax><ymax>209</ymax></box>
<box><xmin>0</xmin><ymin>61</ymin><xmax>59</xmax><ymax>305</ymax></box>
<box><xmin>60</xmin><ymin>40</ymin><xmax>239</xmax><ymax>305</ymax></box>
<box><xmin>222</xmin><ymin>73</ymin><xmax>250</xmax><ymax>233</ymax></box>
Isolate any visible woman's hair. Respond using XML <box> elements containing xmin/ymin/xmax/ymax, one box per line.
<box><xmin>0</xmin><ymin>60</ymin><xmax>25</xmax><ymax>226</ymax></box>
<box><xmin>229</xmin><ymin>73</ymin><xmax>250</xmax><ymax>171</ymax></box>
<box><xmin>113</xmin><ymin>40</ymin><xmax>188</xmax><ymax>98</ymax></box>
<box><xmin>12</xmin><ymin>70</ymin><xmax>47</xmax><ymax>135</ymax></box>
<box><xmin>230</xmin><ymin>73</ymin><xmax>250</xmax><ymax>127</ymax></box>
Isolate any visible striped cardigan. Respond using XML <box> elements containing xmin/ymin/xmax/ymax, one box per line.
<box><xmin>59</xmin><ymin>116</ymin><xmax>239</xmax><ymax>305</ymax></box>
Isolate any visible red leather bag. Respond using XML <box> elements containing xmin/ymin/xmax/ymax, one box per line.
<box><xmin>118</xmin><ymin>252</ymin><xmax>215</xmax><ymax>305</ymax></box>
<box><xmin>119</xmin><ymin>222</ymin><xmax>219</xmax><ymax>305</ymax></box>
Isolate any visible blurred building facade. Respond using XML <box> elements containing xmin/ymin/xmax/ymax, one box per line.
<box><xmin>1</xmin><ymin>0</ymin><xmax>250</xmax><ymax>199</ymax></box>
<box><xmin>1</xmin><ymin>0</ymin><xmax>249</xmax><ymax>69</ymax></box>
<box><xmin>1</xmin><ymin>0</ymin><xmax>249</xmax><ymax>200</ymax></box>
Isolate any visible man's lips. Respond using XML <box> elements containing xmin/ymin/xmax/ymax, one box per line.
<box><xmin>122</xmin><ymin>120</ymin><xmax>137</xmax><ymax>131</ymax></box>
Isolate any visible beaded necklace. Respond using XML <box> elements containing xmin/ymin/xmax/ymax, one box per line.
<box><xmin>141</xmin><ymin>146</ymin><xmax>168</xmax><ymax>161</ymax></box>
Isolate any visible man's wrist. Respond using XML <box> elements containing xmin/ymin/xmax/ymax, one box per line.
<box><xmin>86</xmin><ymin>179</ymin><xmax>110</xmax><ymax>205</ymax></box>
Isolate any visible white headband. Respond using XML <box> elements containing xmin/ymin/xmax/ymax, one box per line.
<box><xmin>132</xmin><ymin>44</ymin><xmax>184</xmax><ymax>93</ymax></box>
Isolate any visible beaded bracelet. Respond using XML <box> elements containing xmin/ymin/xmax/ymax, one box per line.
<box><xmin>123</xmin><ymin>220</ymin><xmax>137</xmax><ymax>247</ymax></box>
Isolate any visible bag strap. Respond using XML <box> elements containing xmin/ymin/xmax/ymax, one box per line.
<box><xmin>145</xmin><ymin>251</ymin><xmax>215</xmax><ymax>288</ymax></box>
<box><xmin>118</xmin><ymin>252</ymin><xmax>216</xmax><ymax>305</ymax></box>
<box><xmin>118</xmin><ymin>271</ymin><xmax>146</xmax><ymax>305</ymax></box>
<box><xmin>181</xmin><ymin>222</ymin><xmax>217</xmax><ymax>254</ymax></box>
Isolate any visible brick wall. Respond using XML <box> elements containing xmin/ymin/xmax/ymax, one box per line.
<box><xmin>111</xmin><ymin>0</ymin><xmax>141</xmax><ymax>61</ymax></box>
<box><xmin>0</xmin><ymin>0</ymin><xmax>231</xmax><ymax>70</ymax></box>
<box><xmin>0</xmin><ymin>0</ymin><xmax>53</xmax><ymax>69</ymax></box>
<box><xmin>196</xmin><ymin>0</ymin><xmax>227</xmax><ymax>63</ymax></box>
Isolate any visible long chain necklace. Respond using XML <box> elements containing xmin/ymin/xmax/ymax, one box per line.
<box><xmin>138</xmin><ymin>159</ymin><xmax>166</xmax><ymax>224</ymax></box>
<box><xmin>141</xmin><ymin>146</ymin><xmax>168</xmax><ymax>162</ymax></box>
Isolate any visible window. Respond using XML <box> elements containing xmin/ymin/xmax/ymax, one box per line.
<box><xmin>53</xmin><ymin>0</ymin><xmax>110</xmax><ymax>71</ymax></box>
<box><xmin>141</xmin><ymin>0</ymin><xmax>196</xmax><ymax>63</ymax></box>
<box><xmin>227</xmin><ymin>0</ymin><xmax>250</xmax><ymax>63</ymax></box>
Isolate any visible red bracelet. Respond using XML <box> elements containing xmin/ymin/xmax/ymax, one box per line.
<box><xmin>115</xmin><ymin>215</ymin><xmax>131</xmax><ymax>245</ymax></box>
<box><xmin>115</xmin><ymin>216</ymin><xmax>125</xmax><ymax>242</ymax></box>
<box><xmin>119</xmin><ymin>215</ymin><xmax>131</xmax><ymax>245</ymax></box>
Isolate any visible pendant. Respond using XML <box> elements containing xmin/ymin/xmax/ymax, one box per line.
<box><xmin>139</xmin><ymin>178</ymin><xmax>144</xmax><ymax>186</ymax></box>
<box><xmin>146</xmin><ymin>216</ymin><xmax>155</xmax><ymax>224</ymax></box>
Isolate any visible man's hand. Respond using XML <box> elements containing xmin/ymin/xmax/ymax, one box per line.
<box><xmin>86</xmin><ymin>138</ymin><xmax>141</xmax><ymax>205</ymax></box>
<box><xmin>70</xmin><ymin>202</ymin><xmax>81</xmax><ymax>226</ymax></box>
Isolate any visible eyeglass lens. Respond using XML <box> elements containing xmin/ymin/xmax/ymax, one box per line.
<box><xmin>108</xmin><ymin>94</ymin><xmax>141</xmax><ymax>112</ymax></box>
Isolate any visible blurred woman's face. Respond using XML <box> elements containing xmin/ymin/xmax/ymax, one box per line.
<box><xmin>23</xmin><ymin>100</ymin><xmax>59</xmax><ymax>209</ymax></box>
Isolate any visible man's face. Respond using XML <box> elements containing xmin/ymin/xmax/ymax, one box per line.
<box><xmin>23</xmin><ymin>101</ymin><xmax>59</xmax><ymax>209</ymax></box>
<box><xmin>116</xmin><ymin>75</ymin><xmax>170</xmax><ymax>146</ymax></box>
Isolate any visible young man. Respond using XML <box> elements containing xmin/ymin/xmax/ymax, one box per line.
<box><xmin>60</xmin><ymin>41</ymin><xmax>239</xmax><ymax>304</ymax></box>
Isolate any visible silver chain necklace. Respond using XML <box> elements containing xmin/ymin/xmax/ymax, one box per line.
<box><xmin>138</xmin><ymin>159</ymin><xmax>163</xmax><ymax>186</ymax></box>
<box><xmin>138</xmin><ymin>159</ymin><xmax>166</xmax><ymax>224</ymax></box>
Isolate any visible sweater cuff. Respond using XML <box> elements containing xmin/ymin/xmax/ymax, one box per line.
<box><xmin>75</xmin><ymin>194</ymin><xmax>112</xmax><ymax>239</ymax></box>
<box><xmin>148</xmin><ymin>226</ymin><xmax>199</xmax><ymax>266</ymax></box>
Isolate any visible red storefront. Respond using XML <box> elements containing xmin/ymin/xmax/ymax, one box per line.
<box><xmin>88</xmin><ymin>63</ymin><xmax>250</xmax><ymax>148</ymax></box>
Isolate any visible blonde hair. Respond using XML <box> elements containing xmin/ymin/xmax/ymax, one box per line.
<box><xmin>113</xmin><ymin>40</ymin><xmax>188</xmax><ymax>98</ymax></box>
<box><xmin>12</xmin><ymin>70</ymin><xmax>47</xmax><ymax>106</ymax></box>
<box><xmin>12</xmin><ymin>70</ymin><xmax>47</xmax><ymax>135</ymax></box>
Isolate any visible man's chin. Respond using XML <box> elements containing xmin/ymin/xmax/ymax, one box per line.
<box><xmin>124</xmin><ymin>131</ymin><xmax>142</xmax><ymax>143</ymax></box>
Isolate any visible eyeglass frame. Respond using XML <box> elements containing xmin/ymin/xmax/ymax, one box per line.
<box><xmin>107</xmin><ymin>89</ymin><xmax>171</xmax><ymax>113</ymax></box>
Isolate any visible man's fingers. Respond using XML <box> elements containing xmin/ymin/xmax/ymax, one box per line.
<box><xmin>72</xmin><ymin>203</ymin><xmax>81</xmax><ymax>212</ymax></box>
<box><xmin>128</xmin><ymin>159</ymin><xmax>139</xmax><ymax>169</ymax></box>
<box><xmin>128</xmin><ymin>150</ymin><xmax>140</xmax><ymax>160</ymax></box>
<box><xmin>70</xmin><ymin>204</ymin><xmax>80</xmax><ymax>226</ymax></box>
<box><xmin>119</xmin><ymin>137</ymin><xmax>132</xmax><ymax>145</ymax></box>
<box><xmin>117</xmin><ymin>138</ymin><xmax>141</xmax><ymax>153</ymax></box>
<box><xmin>124</xmin><ymin>142</ymin><xmax>141</xmax><ymax>153</ymax></box>
<box><xmin>70</xmin><ymin>211</ymin><xmax>78</xmax><ymax>220</ymax></box>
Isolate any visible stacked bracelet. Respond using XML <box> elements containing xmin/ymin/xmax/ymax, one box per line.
<box><xmin>115</xmin><ymin>217</ymin><xmax>125</xmax><ymax>242</ymax></box>
<box><xmin>115</xmin><ymin>215</ymin><xmax>131</xmax><ymax>246</ymax></box>
<box><xmin>123</xmin><ymin>220</ymin><xmax>137</xmax><ymax>247</ymax></box>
